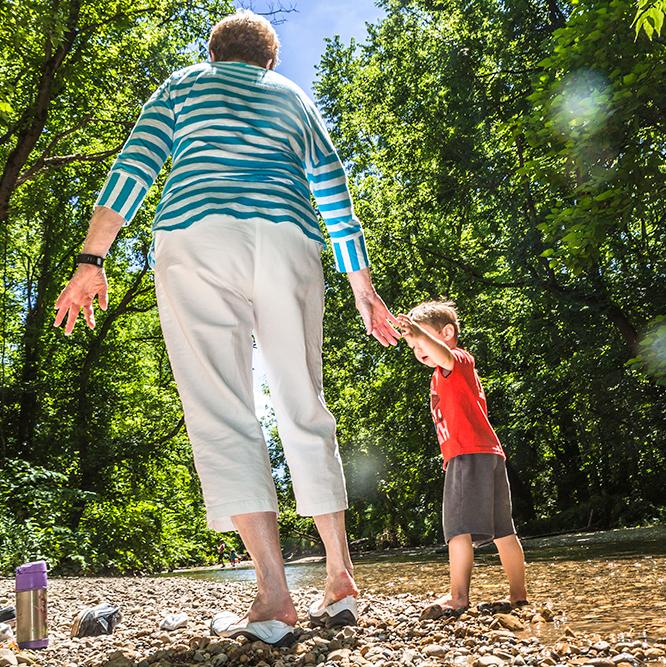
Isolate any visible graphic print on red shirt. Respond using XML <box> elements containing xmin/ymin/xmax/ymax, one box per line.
<box><xmin>430</xmin><ymin>347</ymin><xmax>505</xmax><ymax>468</ymax></box>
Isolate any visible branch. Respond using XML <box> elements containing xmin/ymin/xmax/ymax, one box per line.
<box><xmin>151</xmin><ymin>417</ymin><xmax>185</xmax><ymax>450</ymax></box>
<box><xmin>418</xmin><ymin>240</ymin><xmax>638</xmax><ymax>347</ymax></box>
<box><xmin>0</xmin><ymin>0</ymin><xmax>83</xmax><ymax>221</ymax></box>
<box><xmin>122</xmin><ymin>303</ymin><xmax>157</xmax><ymax>315</ymax></box>
<box><xmin>284</xmin><ymin>527</ymin><xmax>323</xmax><ymax>545</ymax></box>
<box><xmin>237</xmin><ymin>1</ymin><xmax>299</xmax><ymax>24</ymax></box>
<box><xmin>418</xmin><ymin>243</ymin><xmax>527</xmax><ymax>289</ymax></box>
<box><xmin>15</xmin><ymin>144</ymin><xmax>125</xmax><ymax>187</ymax></box>
<box><xmin>13</xmin><ymin>114</ymin><xmax>91</xmax><ymax>184</ymax></box>
<box><xmin>78</xmin><ymin>262</ymin><xmax>152</xmax><ymax>392</ymax></box>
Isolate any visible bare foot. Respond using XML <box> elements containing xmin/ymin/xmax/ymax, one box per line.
<box><xmin>319</xmin><ymin>568</ymin><xmax>359</xmax><ymax>609</ymax></box>
<box><xmin>244</xmin><ymin>590</ymin><xmax>298</xmax><ymax>626</ymax></box>
<box><xmin>428</xmin><ymin>593</ymin><xmax>468</xmax><ymax>610</ymax></box>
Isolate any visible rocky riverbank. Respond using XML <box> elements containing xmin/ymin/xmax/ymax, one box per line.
<box><xmin>0</xmin><ymin>576</ymin><xmax>665</xmax><ymax>667</ymax></box>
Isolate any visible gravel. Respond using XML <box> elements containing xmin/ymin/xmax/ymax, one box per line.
<box><xmin>0</xmin><ymin>576</ymin><xmax>665</xmax><ymax>667</ymax></box>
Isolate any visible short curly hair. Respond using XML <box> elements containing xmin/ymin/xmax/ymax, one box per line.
<box><xmin>408</xmin><ymin>299</ymin><xmax>460</xmax><ymax>341</ymax></box>
<box><xmin>209</xmin><ymin>10</ymin><xmax>280</xmax><ymax>70</ymax></box>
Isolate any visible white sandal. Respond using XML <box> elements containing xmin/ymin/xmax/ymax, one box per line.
<box><xmin>308</xmin><ymin>595</ymin><xmax>358</xmax><ymax>628</ymax></box>
<box><xmin>210</xmin><ymin>611</ymin><xmax>295</xmax><ymax>646</ymax></box>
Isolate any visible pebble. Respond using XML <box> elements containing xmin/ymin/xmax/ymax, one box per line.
<box><xmin>496</xmin><ymin>613</ymin><xmax>525</xmax><ymax>631</ymax></box>
<box><xmin>327</xmin><ymin>648</ymin><xmax>351</xmax><ymax>662</ymax></box>
<box><xmin>475</xmin><ymin>656</ymin><xmax>505</xmax><ymax>666</ymax></box>
<box><xmin>422</xmin><ymin>644</ymin><xmax>447</xmax><ymax>658</ymax></box>
<box><xmin>613</xmin><ymin>655</ymin><xmax>637</xmax><ymax>664</ymax></box>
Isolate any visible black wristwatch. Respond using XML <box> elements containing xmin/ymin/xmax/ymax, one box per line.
<box><xmin>75</xmin><ymin>253</ymin><xmax>105</xmax><ymax>267</ymax></box>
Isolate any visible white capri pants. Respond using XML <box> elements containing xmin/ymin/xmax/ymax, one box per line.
<box><xmin>153</xmin><ymin>215</ymin><xmax>348</xmax><ymax>533</ymax></box>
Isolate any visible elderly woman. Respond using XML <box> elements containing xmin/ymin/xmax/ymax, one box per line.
<box><xmin>55</xmin><ymin>10</ymin><xmax>399</xmax><ymax>645</ymax></box>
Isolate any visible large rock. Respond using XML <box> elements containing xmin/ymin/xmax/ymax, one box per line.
<box><xmin>336</xmin><ymin>627</ymin><xmax>356</xmax><ymax>640</ymax></box>
<box><xmin>419</xmin><ymin>605</ymin><xmax>443</xmax><ymax>621</ymax></box>
<box><xmin>0</xmin><ymin>649</ymin><xmax>18</xmax><ymax>667</ymax></box>
<box><xmin>552</xmin><ymin>642</ymin><xmax>570</xmax><ymax>657</ymax></box>
<box><xmin>488</xmin><ymin>630</ymin><xmax>517</xmax><ymax>641</ymax></box>
<box><xmin>328</xmin><ymin>648</ymin><xmax>353</xmax><ymax>663</ymax></box>
<box><xmin>585</xmin><ymin>659</ymin><xmax>614</xmax><ymax>667</ymax></box>
<box><xmin>474</xmin><ymin>655</ymin><xmax>506</xmax><ymax>667</ymax></box>
<box><xmin>496</xmin><ymin>614</ymin><xmax>525</xmax><ymax>631</ymax></box>
<box><xmin>103</xmin><ymin>652</ymin><xmax>136</xmax><ymax>667</ymax></box>
<box><xmin>401</xmin><ymin>649</ymin><xmax>418</xmax><ymax>664</ymax></box>
<box><xmin>646</xmin><ymin>648</ymin><xmax>666</xmax><ymax>659</ymax></box>
<box><xmin>423</xmin><ymin>645</ymin><xmax>448</xmax><ymax>658</ymax></box>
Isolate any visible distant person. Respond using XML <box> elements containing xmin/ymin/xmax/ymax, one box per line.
<box><xmin>398</xmin><ymin>300</ymin><xmax>528</xmax><ymax>614</ymax></box>
<box><xmin>218</xmin><ymin>540</ymin><xmax>226</xmax><ymax>568</ymax></box>
<box><xmin>229</xmin><ymin>548</ymin><xmax>238</xmax><ymax>567</ymax></box>
<box><xmin>55</xmin><ymin>8</ymin><xmax>399</xmax><ymax>646</ymax></box>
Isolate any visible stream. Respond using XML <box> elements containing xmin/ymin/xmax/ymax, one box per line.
<box><xmin>167</xmin><ymin>532</ymin><xmax>666</xmax><ymax>642</ymax></box>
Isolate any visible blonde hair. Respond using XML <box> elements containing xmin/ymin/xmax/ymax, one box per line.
<box><xmin>408</xmin><ymin>299</ymin><xmax>460</xmax><ymax>341</ymax></box>
<box><xmin>209</xmin><ymin>10</ymin><xmax>280</xmax><ymax>70</ymax></box>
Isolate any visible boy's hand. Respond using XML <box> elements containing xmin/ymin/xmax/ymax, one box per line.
<box><xmin>397</xmin><ymin>314</ymin><xmax>422</xmax><ymax>340</ymax></box>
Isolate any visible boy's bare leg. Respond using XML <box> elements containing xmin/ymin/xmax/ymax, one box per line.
<box><xmin>430</xmin><ymin>533</ymin><xmax>474</xmax><ymax>609</ymax></box>
<box><xmin>231</xmin><ymin>511</ymin><xmax>298</xmax><ymax>626</ymax></box>
<box><xmin>313</xmin><ymin>511</ymin><xmax>359</xmax><ymax>608</ymax></box>
<box><xmin>494</xmin><ymin>534</ymin><xmax>528</xmax><ymax>604</ymax></box>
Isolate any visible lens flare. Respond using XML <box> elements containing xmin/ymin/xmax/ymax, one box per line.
<box><xmin>551</xmin><ymin>69</ymin><xmax>611</xmax><ymax>138</ymax></box>
<box><xmin>639</xmin><ymin>319</ymin><xmax>666</xmax><ymax>383</ymax></box>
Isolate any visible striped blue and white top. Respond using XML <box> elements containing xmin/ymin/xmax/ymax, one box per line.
<box><xmin>96</xmin><ymin>61</ymin><xmax>369</xmax><ymax>273</ymax></box>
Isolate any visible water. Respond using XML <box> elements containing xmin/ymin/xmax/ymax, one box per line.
<box><xmin>168</xmin><ymin>536</ymin><xmax>666</xmax><ymax>641</ymax></box>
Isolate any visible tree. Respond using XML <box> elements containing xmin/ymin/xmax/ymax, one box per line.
<box><xmin>0</xmin><ymin>0</ymin><xmax>235</xmax><ymax>573</ymax></box>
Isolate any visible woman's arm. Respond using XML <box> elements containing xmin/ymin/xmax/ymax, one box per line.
<box><xmin>54</xmin><ymin>206</ymin><xmax>125</xmax><ymax>335</ymax></box>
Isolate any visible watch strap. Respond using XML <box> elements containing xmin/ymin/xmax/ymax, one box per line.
<box><xmin>75</xmin><ymin>253</ymin><xmax>105</xmax><ymax>267</ymax></box>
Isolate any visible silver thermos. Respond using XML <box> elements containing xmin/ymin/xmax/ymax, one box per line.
<box><xmin>15</xmin><ymin>560</ymin><xmax>48</xmax><ymax>649</ymax></box>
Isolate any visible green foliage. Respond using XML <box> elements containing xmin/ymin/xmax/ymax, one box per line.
<box><xmin>1</xmin><ymin>0</ymin><xmax>664</xmax><ymax>572</ymax></box>
<box><xmin>632</xmin><ymin>0</ymin><xmax>666</xmax><ymax>39</ymax></box>
<box><xmin>0</xmin><ymin>458</ymin><xmax>94</xmax><ymax>573</ymax></box>
<box><xmin>519</xmin><ymin>0</ymin><xmax>666</xmax><ymax>277</ymax></box>
<box><xmin>0</xmin><ymin>457</ymin><xmax>220</xmax><ymax>574</ymax></box>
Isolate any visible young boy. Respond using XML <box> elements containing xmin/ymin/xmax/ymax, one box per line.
<box><xmin>398</xmin><ymin>300</ymin><xmax>528</xmax><ymax>615</ymax></box>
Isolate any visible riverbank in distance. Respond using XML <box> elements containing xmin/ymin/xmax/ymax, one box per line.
<box><xmin>284</xmin><ymin>524</ymin><xmax>666</xmax><ymax>566</ymax></box>
<box><xmin>165</xmin><ymin>525</ymin><xmax>666</xmax><ymax>574</ymax></box>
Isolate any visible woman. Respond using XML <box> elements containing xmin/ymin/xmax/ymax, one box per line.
<box><xmin>55</xmin><ymin>9</ymin><xmax>399</xmax><ymax>645</ymax></box>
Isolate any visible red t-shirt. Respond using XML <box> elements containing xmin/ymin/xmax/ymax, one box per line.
<box><xmin>430</xmin><ymin>347</ymin><xmax>505</xmax><ymax>468</ymax></box>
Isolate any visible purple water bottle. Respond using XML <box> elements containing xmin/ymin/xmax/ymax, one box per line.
<box><xmin>15</xmin><ymin>560</ymin><xmax>48</xmax><ymax>649</ymax></box>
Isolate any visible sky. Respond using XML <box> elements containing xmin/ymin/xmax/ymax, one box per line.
<box><xmin>233</xmin><ymin>0</ymin><xmax>386</xmax><ymax>100</ymax></box>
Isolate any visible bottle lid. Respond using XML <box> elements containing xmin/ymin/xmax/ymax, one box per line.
<box><xmin>16</xmin><ymin>560</ymin><xmax>48</xmax><ymax>592</ymax></box>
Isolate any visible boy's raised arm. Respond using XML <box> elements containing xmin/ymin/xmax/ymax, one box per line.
<box><xmin>397</xmin><ymin>314</ymin><xmax>455</xmax><ymax>371</ymax></box>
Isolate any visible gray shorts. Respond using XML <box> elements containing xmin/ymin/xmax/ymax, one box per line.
<box><xmin>443</xmin><ymin>453</ymin><xmax>516</xmax><ymax>547</ymax></box>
